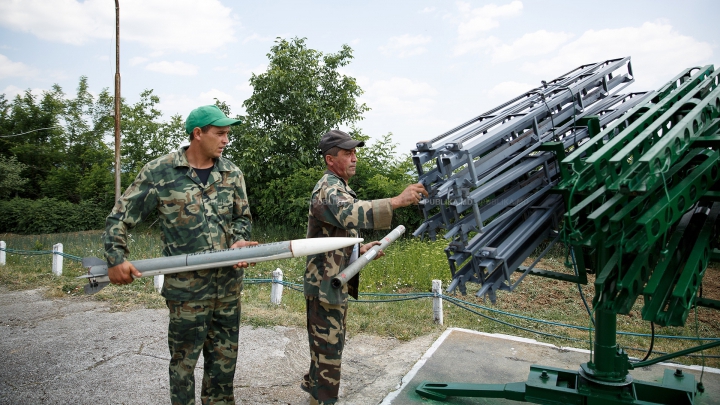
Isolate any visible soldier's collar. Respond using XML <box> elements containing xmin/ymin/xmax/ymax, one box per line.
<box><xmin>215</xmin><ymin>157</ymin><xmax>234</xmax><ymax>172</ymax></box>
<box><xmin>324</xmin><ymin>169</ymin><xmax>348</xmax><ymax>186</ymax></box>
<box><xmin>174</xmin><ymin>146</ymin><xmax>192</xmax><ymax>168</ymax></box>
<box><xmin>174</xmin><ymin>146</ymin><xmax>231</xmax><ymax>172</ymax></box>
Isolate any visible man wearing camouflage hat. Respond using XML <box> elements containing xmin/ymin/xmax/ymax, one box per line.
<box><xmin>301</xmin><ymin>129</ymin><xmax>428</xmax><ymax>404</ymax></box>
<box><xmin>103</xmin><ymin>105</ymin><xmax>257</xmax><ymax>405</ymax></box>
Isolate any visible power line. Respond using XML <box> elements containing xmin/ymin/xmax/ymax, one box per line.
<box><xmin>0</xmin><ymin>126</ymin><xmax>62</xmax><ymax>138</ymax></box>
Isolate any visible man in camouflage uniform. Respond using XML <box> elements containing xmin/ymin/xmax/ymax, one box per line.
<box><xmin>103</xmin><ymin>105</ymin><xmax>255</xmax><ymax>405</ymax></box>
<box><xmin>302</xmin><ymin>129</ymin><xmax>428</xmax><ymax>404</ymax></box>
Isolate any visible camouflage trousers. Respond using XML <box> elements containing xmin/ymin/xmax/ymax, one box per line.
<box><xmin>166</xmin><ymin>295</ymin><xmax>241</xmax><ymax>405</ymax></box>
<box><xmin>302</xmin><ymin>296</ymin><xmax>348</xmax><ymax>405</ymax></box>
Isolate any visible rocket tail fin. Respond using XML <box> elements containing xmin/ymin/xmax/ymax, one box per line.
<box><xmin>82</xmin><ymin>257</ymin><xmax>106</xmax><ymax>268</ymax></box>
<box><xmin>84</xmin><ymin>280</ymin><xmax>110</xmax><ymax>295</ymax></box>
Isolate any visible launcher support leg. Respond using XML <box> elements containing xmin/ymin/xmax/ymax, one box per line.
<box><xmin>416</xmin><ymin>365</ymin><xmax>696</xmax><ymax>404</ymax></box>
<box><xmin>415</xmin><ymin>382</ymin><xmax>526</xmax><ymax>402</ymax></box>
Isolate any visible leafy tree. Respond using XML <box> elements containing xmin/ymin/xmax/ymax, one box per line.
<box><xmin>42</xmin><ymin>77</ymin><xmax>115</xmax><ymax>203</ymax></box>
<box><xmin>0</xmin><ymin>155</ymin><xmax>29</xmax><ymax>199</ymax></box>
<box><xmin>228</xmin><ymin>37</ymin><xmax>369</xmax><ymax>190</ymax></box>
<box><xmin>120</xmin><ymin>89</ymin><xmax>186</xmax><ymax>182</ymax></box>
<box><xmin>0</xmin><ymin>94</ymin><xmax>10</xmax><ymax>153</ymax></box>
<box><xmin>3</xmin><ymin>87</ymin><xmax>65</xmax><ymax>199</ymax></box>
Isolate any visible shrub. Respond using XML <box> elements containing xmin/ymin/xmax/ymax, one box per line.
<box><xmin>254</xmin><ymin>166</ymin><xmax>324</xmax><ymax>232</ymax></box>
<box><xmin>0</xmin><ymin>198</ymin><xmax>108</xmax><ymax>234</ymax></box>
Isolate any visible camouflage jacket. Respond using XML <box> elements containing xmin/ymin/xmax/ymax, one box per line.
<box><xmin>103</xmin><ymin>146</ymin><xmax>252</xmax><ymax>301</ymax></box>
<box><xmin>304</xmin><ymin>170</ymin><xmax>393</xmax><ymax>304</ymax></box>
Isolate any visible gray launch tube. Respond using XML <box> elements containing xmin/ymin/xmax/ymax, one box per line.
<box><xmin>330</xmin><ymin>225</ymin><xmax>405</xmax><ymax>289</ymax></box>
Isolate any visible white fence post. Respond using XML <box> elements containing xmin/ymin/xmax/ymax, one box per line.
<box><xmin>271</xmin><ymin>268</ymin><xmax>284</xmax><ymax>305</ymax></box>
<box><xmin>432</xmin><ymin>279</ymin><xmax>443</xmax><ymax>325</ymax></box>
<box><xmin>52</xmin><ymin>243</ymin><xmax>63</xmax><ymax>276</ymax></box>
<box><xmin>154</xmin><ymin>275</ymin><xmax>164</xmax><ymax>293</ymax></box>
<box><xmin>0</xmin><ymin>241</ymin><xmax>5</xmax><ymax>266</ymax></box>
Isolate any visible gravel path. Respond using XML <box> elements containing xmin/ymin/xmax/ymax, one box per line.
<box><xmin>0</xmin><ymin>287</ymin><xmax>437</xmax><ymax>405</ymax></box>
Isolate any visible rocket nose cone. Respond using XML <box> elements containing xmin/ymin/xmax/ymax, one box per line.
<box><xmin>290</xmin><ymin>237</ymin><xmax>364</xmax><ymax>257</ymax></box>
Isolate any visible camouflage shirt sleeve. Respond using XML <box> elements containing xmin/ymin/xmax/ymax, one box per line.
<box><xmin>310</xmin><ymin>175</ymin><xmax>392</xmax><ymax>231</ymax></box>
<box><xmin>228</xmin><ymin>169</ymin><xmax>252</xmax><ymax>244</ymax></box>
<box><xmin>103</xmin><ymin>163</ymin><xmax>159</xmax><ymax>267</ymax></box>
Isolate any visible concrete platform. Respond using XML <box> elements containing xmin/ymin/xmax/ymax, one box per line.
<box><xmin>382</xmin><ymin>328</ymin><xmax>720</xmax><ymax>405</ymax></box>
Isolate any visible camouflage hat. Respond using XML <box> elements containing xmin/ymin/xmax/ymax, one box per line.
<box><xmin>318</xmin><ymin>130</ymin><xmax>365</xmax><ymax>155</ymax></box>
<box><xmin>185</xmin><ymin>105</ymin><xmax>242</xmax><ymax>134</ymax></box>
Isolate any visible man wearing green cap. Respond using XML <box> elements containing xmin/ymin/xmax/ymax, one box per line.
<box><xmin>103</xmin><ymin>105</ymin><xmax>256</xmax><ymax>405</ymax></box>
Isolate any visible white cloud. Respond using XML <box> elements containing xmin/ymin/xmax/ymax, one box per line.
<box><xmin>0</xmin><ymin>0</ymin><xmax>111</xmax><ymax>45</ymax></box>
<box><xmin>491</xmin><ymin>30</ymin><xmax>573</xmax><ymax>63</ymax></box>
<box><xmin>0</xmin><ymin>0</ymin><xmax>238</xmax><ymax>53</ymax></box>
<box><xmin>379</xmin><ymin>34</ymin><xmax>431</xmax><ymax>58</ymax></box>
<box><xmin>157</xmin><ymin>89</ymin><xmax>245</xmax><ymax>120</ymax></box>
<box><xmin>456</xmin><ymin>1</ymin><xmax>523</xmax><ymax>41</ymax></box>
<box><xmin>361</xmin><ymin>77</ymin><xmax>438</xmax><ymax>116</ymax></box>
<box><xmin>354</xmin><ymin>77</ymin><xmax>448</xmax><ymax>152</ymax></box>
<box><xmin>156</xmin><ymin>93</ymin><xmax>195</xmax><ymax>118</ymax></box>
<box><xmin>484</xmin><ymin>81</ymin><xmax>534</xmax><ymax>102</ymax></box>
<box><xmin>243</xmin><ymin>63</ymin><xmax>268</xmax><ymax>77</ymax></box>
<box><xmin>199</xmin><ymin>89</ymin><xmax>239</xmax><ymax>109</ymax></box>
<box><xmin>243</xmin><ymin>33</ymin><xmax>275</xmax><ymax>44</ymax></box>
<box><xmin>420</xmin><ymin>7</ymin><xmax>436</xmax><ymax>13</ymax></box>
<box><xmin>520</xmin><ymin>22</ymin><xmax>714</xmax><ymax>89</ymax></box>
<box><xmin>2</xmin><ymin>85</ymin><xmax>45</xmax><ymax>100</ymax></box>
<box><xmin>452</xmin><ymin>1</ymin><xmax>523</xmax><ymax>56</ymax></box>
<box><xmin>453</xmin><ymin>35</ymin><xmax>501</xmax><ymax>57</ymax></box>
<box><xmin>145</xmin><ymin>61</ymin><xmax>198</xmax><ymax>76</ymax></box>
<box><xmin>129</xmin><ymin>57</ymin><xmax>149</xmax><ymax>66</ymax></box>
<box><xmin>0</xmin><ymin>54</ymin><xmax>37</xmax><ymax>79</ymax></box>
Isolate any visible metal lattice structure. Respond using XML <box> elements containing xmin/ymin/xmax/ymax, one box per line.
<box><xmin>413</xmin><ymin>57</ymin><xmax>651</xmax><ymax>301</ymax></box>
<box><xmin>560</xmin><ymin>64</ymin><xmax>720</xmax><ymax>327</ymax></box>
<box><xmin>413</xmin><ymin>58</ymin><xmax>720</xmax><ymax>404</ymax></box>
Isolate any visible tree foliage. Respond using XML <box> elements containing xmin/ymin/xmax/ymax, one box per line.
<box><xmin>0</xmin><ymin>86</ymin><xmax>66</xmax><ymax>200</ymax></box>
<box><xmin>352</xmin><ymin>131</ymin><xmax>424</xmax><ymax>231</ymax></box>
<box><xmin>0</xmin><ymin>155</ymin><xmax>28</xmax><ymax>199</ymax></box>
<box><xmin>0</xmin><ymin>39</ymin><xmax>425</xmax><ymax>235</ymax></box>
<box><xmin>228</xmin><ymin>37</ymin><xmax>369</xmax><ymax>189</ymax></box>
<box><xmin>120</xmin><ymin>89</ymin><xmax>186</xmax><ymax>180</ymax></box>
<box><xmin>0</xmin><ymin>77</ymin><xmax>187</xmax><ymax>232</ymax></box>
<box><xmin>42</xmin><ymin>77</ymin><xmax>114</xmax><ymax>203</ymax></box>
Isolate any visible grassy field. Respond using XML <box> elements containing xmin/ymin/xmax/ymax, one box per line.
<box><xmin>1</xmin><ymin>224</ymin><xmax>719</xmax><ymax>369</ymax></box>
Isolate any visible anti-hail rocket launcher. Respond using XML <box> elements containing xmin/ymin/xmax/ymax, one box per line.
<box><xmin>80</xmin><ymin>237</ymin><xmax>363</xmax><ymax>295</ymax></box>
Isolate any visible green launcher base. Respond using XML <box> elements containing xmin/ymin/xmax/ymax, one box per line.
<box><xmin>417</xmin><ymin>365</ymin><xmax>698</xmax><ymax>405</ymax></box>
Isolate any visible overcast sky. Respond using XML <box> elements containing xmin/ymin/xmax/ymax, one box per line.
<box><xmin>0</xmin><ymin>0</ymin><xmax>718</xmax><ymax>154</ymax></box>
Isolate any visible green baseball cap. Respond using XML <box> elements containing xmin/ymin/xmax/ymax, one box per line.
<box><xmin>185</xmin><ymin>105</ymin><xmax>242</xmax><ymax>134</ymax></box>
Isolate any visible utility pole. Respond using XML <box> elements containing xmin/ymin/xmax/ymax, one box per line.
<box><xmin>114</xmin><ymin>0</ymin><xmax>121</xmax><ymax>201</ymax></box>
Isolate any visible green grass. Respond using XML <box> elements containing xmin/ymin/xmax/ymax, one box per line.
<box><xmin>1</xmin><ymin>226</ymin><xmax>719</xmax><ymax>369</ymax></box>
